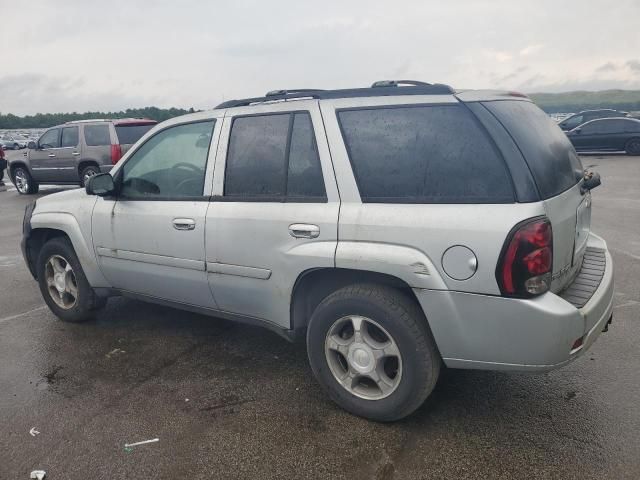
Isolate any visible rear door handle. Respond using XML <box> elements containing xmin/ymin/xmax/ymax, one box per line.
<box><xmin>48</xmin><ymin>154</ymin><xmax>56</xmax><ymax>157</ymax></box>
<box><xmin>173</xmin><ymin>218</ymin><xmax>196</xmax><ymax>231</ymax></box>
<box><xmin>289</xmin><ymin>224</ymin><xmax>320</xmax><ymax>239</ymax></box>
<box><xmin>72</xmin><ymin>152</ymin><xmax>80</xmax><ymax>156</ymax></box>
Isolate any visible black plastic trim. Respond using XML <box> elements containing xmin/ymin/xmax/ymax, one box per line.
<box><xmin>215</xmin><ymin>84</ymin><xmax>455</xmax><ymax>109</ymax></box>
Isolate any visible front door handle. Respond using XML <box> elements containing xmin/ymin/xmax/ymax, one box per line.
<box><xmin>72</xmin><ymin>152</ymin><xmax>80</xmax><ymax>156</ymax></box>
<box><xmin>173</xmin><ymin>218</ymin><xmax>196</xmax><ymax>231</ymax></box>
<box><xmin>289</xmin><ymin>224</ymin><xmax>320</xmax><ymax>239</ymax></box>
<box><xmin>48</xmin><ymin>154</ymin><xmax>56</xmax><ymax>157</ymax></box>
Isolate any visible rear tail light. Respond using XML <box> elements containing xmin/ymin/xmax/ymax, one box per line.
<box><xmin>496</xmin><ymin>217</ymin><xmax>553</xmax><ymax>297</ymax></box>
<box><xmin>110</xmin><ymin>144</ymin><xmax>122</xmax><ymax>164</ymax></box>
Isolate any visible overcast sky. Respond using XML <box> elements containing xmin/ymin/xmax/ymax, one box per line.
<box><xmin>1</xmin><ymin>0</ymin><xmax>639</xmax><ymax>115</ymax></box>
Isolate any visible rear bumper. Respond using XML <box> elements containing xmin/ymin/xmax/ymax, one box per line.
<box><xmin>415</xmin><ymin>233</ymin><xmax>614</xmax><ymax>372</ymax></box>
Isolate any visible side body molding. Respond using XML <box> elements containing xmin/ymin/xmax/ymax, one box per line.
<box><xmin>335</xmin><ymin>241</ymin><xmax>447</xmax><ymax>290</ymax></box>
<box><xmin>30</xmin><ymin>212</ymin><xmax>111</xmax><ymax>288</ymax></box>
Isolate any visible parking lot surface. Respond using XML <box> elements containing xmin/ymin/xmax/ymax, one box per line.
<box><xmin>1</xmin><ymin>152</ymin><xmax>639</xmax><ymax>479</ymax></box>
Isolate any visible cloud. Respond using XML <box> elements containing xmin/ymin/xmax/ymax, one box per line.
<box><xmin>596</xmin><ymin>62</ymin><xmax>619</xmax><ymax>72</ymax></box>
<box><xmin>1</xmin><ymin>0</ymin><xmax>640</xmax><ymax>114</ymax></box>
<box><xmin>519</xmin><ymin>44</ymin><xmax>544</xmax><ymax>56</ymax></box>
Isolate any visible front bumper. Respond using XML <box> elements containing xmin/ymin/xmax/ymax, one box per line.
<box><xmin>415</xmin><ymin>233</ymin><xmax>614</xmax><ymax>372</ymax></box>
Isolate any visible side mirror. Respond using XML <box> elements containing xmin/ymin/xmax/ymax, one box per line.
<box><xmin>581</xmin><ymin>171</ymin><xmax>601</xmax><ymax>194</ymax></box>
<box><xmin>27</xmin><ymin>141</ymin><xmax>37</xmax><ymax>149</ymax></box>
<box><xmin>86</xmin><ymin>173</ymin><xmax>115</xmax><ymax>196</ymax></box>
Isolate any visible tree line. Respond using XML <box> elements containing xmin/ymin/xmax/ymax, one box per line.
<box><xmin>0</xmin><ymin>107</ymin><xmax>197</xmax><ymax>129</ymax></box>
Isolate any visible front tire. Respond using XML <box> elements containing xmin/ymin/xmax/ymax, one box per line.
<box><xmin>12</xmin><ymin>166</ymin><xmax>39</xmax><ymax>194</ymax></box>
<box><xmin>36</xmin><ymin>237</ymin><xmax>106</xmax><ymax>323</ymax></box>
<box><xmin>307</xmin><ymin>284</ymin><xmax>441</xmax><ymax>421</ymax></box>
<box><xmin>625</xmin><ymin>137</ymin><xmax>640</xmax><ymax>155</ymax></box>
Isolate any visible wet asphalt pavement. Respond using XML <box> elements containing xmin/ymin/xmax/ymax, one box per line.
<box><xmin>0</xmin><ymin>152</ymin><xmax>639</xmax><ymax>479</ymax></box>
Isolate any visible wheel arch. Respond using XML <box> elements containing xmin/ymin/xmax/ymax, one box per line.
<box><xmin>290</xmin><ymin>267</ymin><xmax>425</xmax><ymax>334</ymax></box>
<box><xmin>28</xmin><ymin>213</ymin><xmax>110</xmax><ymax>288</ymax></box>
<box><xmin>77</xmin><ymin>160</ymin><xmax>100</xmax><ymax>177</ymax></box>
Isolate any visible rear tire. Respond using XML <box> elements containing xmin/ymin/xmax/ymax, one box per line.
<box><xmin>306</xmin><ymin>284</ymin><xmax>441</xmax><ymax>421</ymax></box>
<box><xmin>36</xmin><ymin>237</ymin><xmax>106</xmax><ymax>323</ymax></box>
<box><xmin>625</xmin><ymin>137</ymin><xmax>640</xmax><ymax>155</ymax></box>
<box><xmin>80</xmin><ymin>165</ymin><xmax>100</xmax><ymax>187</ymax></box>
<box><xmin>12</xmin><ymin>166</ymin><xmax>39</xmax><ymax>194</ymax></box>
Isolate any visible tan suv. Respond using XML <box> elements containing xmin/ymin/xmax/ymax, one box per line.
<box><xmin>9</xmin><ymin>118</ymin><xmax>156</xmax><ymax>194</ymax></box>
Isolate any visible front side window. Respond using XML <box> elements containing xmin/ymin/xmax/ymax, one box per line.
<box><xmin>120</xmin><ymin>120</ymin><xmax>215</xmax><ymax>199</ymax></box>
<box><xmin>224</xmin><ymin>112</ymin><xmax>326</xmax><ymax>201</ymax></box>
<box><xmin>39</xmin><ymin>129</ymin><xmax>60</xmax><ymax>149</ymax></box>
<box><xmin>84</xmin><ymin>125</ymin><xmax>111</xmax><ymax>146</ymax></box>
<box><xmin>61</xmin><ymin>127</ymin><xmax>79</xmax><ymax>148</ymax></box>
<box><xmin>338</xmin><ymin>105</ymin><xmax>514</xmax><ymax>203</ymax></box>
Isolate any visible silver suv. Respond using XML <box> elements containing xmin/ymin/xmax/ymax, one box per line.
<box><xmin>21</xmin><ymin>81</ymin><xmax>614</xmax><ymax>421</ymax></box>
<box><xmin>9</xmin><ymin>118</ymin><xmax>156</xmax><ymax>194</ymax></box>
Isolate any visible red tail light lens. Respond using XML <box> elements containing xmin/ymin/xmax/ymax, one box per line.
<box><xmin>110</xmin><ymin>144</ymin><xmax>122</xmax><ymax>164</ymax></box>
<box><xmin>497</xmin><ymin>217</ymin><xmax>553</xmax><ymax>297</ymax></box>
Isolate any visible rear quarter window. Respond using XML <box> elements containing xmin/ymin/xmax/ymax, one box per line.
<box><xmin>483</xmin><ymin>100</ymin><xmax>583</xmax><ymax>199</ymax></box>
<box><xmin>337</xmin><ymin>104</ymin><xmax>514</xmax><ymax>203</ymax></box>
<box><xmin>115</xmin><ymin>124</ymin><xmax>155</xmax><ymax>145</ymax></box>
<box><xmin>84</xmin><ymin>125</ymin><xmax>111</xmax><ymax>146</ymax></box>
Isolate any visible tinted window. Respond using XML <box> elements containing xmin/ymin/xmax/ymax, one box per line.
<box><xmin>115</xmin><ymin>124</ymin><xmax>155</xmax><ymax>144</ymax></box>
<box><xmin>121</xmin><ymin>120</ymin><xmax>214</xmax><ymax>199</ymax></box>
<box><xmin>484</xmin><ymin>101</ymin><xmax>583</xmax><ymax>199</ymax></box>
<box><xmin>338</xmin><ymin>105</ymin><xmax>513</xmax><ymax>203</ymax></box>
<box><xmin>623</xmin><ymin>119</ymin><xmax>640</xmax><ymax>132</ymax></box>
<box><xmin>84</xmin><ymin>125</ymin><xmax>111</xmax><ymax>146</ymax></box>
<box><xmin>287</xmin><ymin>113</ymin><xmax>326</xmax><ymax>198</ymax></box>
<box><xmin>39</xmin><ymin>129</ymin><xmax>60</xmax><ymax>148</ymax></box>
<box><xmin>581</xmin><ymin>120</ymin><xmax>607</xmax><ymax>134</ymax></box>
<box><xmin>563</xmin><ymin>115</ymin><xmax>583</xmax><ymax>129</ymax></box>
<box><xmin>61</xmin><ymin>127</ymin><xmax>79</xmax><ymax>148</ymax></box>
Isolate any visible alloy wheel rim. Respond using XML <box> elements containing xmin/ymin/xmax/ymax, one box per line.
<box><xmin>44</xmin><ymin>255</ymin><xmax>78</xmax><ymax>309</ymax></box>
<box><xmin>15</xmin><ymin>169</ymin><xmax>28</xmax><ymax>193</ymax></box>
<box><xmin>324</xmin><ymin>315</ymin><xmax>402</xmax><ymax>400</ymax></box>
<box><xmin>83</xmin><ymin>169</ymin><xmax>97</xmax><ymax>184</ymax></box>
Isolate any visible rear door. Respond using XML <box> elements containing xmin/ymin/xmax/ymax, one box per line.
<box><xmin>483</xmin><ymin>100</ymin><xmax>588</xmax><ymax>293</ymax></box>
<box><xmin>206</xmin><ymin>101</ymin><xmax>339</xmax><ymax>328</ymax></box>
<box><xmin>57</xmin><ymin>126</ymin><xmax>81</xmax><ymax>181</ymax></box>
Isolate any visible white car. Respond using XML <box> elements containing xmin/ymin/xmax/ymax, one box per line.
<box><xmin>0</xmin><ymin>135</ymin><xmax>27</xmax><ymax>150</ymax></box>
<box><xmin>20</xmin><ymin>80</ymin><xmax>614</xmax><ymax>421</ymax></box>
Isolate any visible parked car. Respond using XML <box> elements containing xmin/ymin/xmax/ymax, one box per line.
<box><xmin>0</xmin><ymin>134</ymin><xmax>27</xmax><ymax>150</ymax></box>
<box><xmin>0</xmin><ymin>146</ymin><xmax>6</xmax><ymax>182</ymax></box>
<box><xmin>558</xmin><ymin>109</ymin><xmax>628</xmax><ymax>131</ymax></box>
<box><xmin>21</xmin><ymin>81</ymin><xmax>613</xmax><ymax>421</ymax></box>
<box><xmin>8</xmin><ymin>118</ymin><xmax>157</xmax><ymax>194</ymax></box>
<box><xmin>566</xmin><ymin>117</ymin><xmax>640</xmax><ymax>154</ymax></box>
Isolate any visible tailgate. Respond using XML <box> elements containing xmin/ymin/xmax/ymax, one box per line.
<box><xmin>543</xmin><ymin>183</ymin><xmax>592</xmax><ymax>293</ymax></box>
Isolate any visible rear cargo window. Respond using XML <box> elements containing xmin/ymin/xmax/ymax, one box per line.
<box><xmin>338</xmin><ymin>105</ymin><xmax>514</xmax><ymax>203</ymax></box>
<box><xmin>483</xmin><ymin>100</ymin><xmax>583</xmax><ymax>199</ymax></box>
<box><xmin>115</xmin><ymin>124</ymin><xmax>155</xmax><ymax>145</ymax></box>
<box><xmin>84</xmin><ymin>125</ymin><xmax>111</xmax><ymax>146</ymax></box>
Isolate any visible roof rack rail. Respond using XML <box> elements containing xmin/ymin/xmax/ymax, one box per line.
<box><xmin>214</xmin><ymin>81</ymin><xmax>455</xmax><ymax>109</ymax></box>
<box><xmin>371</xmin><ymin>80</ymin><xmax>432</xmax><ymax>87</ymax></box>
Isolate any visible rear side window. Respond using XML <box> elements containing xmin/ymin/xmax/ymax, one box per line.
<box><xmin>484</xmin><ymin>101</ymin><xmax>583</xmax><ymax>199</ymax></box>
<box><xmin>61</xmin><ymin>127</ymin><xmax>79</xmax><ymax>148</ymax></box>
<box><xmin>338</xmin><ymin>105</ymin><xmax>514</xmax><ymax>203</ymax></box>
<box><xmin>115</xmin><ymin>124</ymin><xmax>155</xmax><ymax>145</ymax></box>
<box><xmin>84</xmin><ymin>125</ymin><xmax>111</xmax><ymax>146</ymax></box>
<box><xmin>224</xmin><ymin>112</ymin><xmax>326</xmax><ymax>201</ymax></box>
